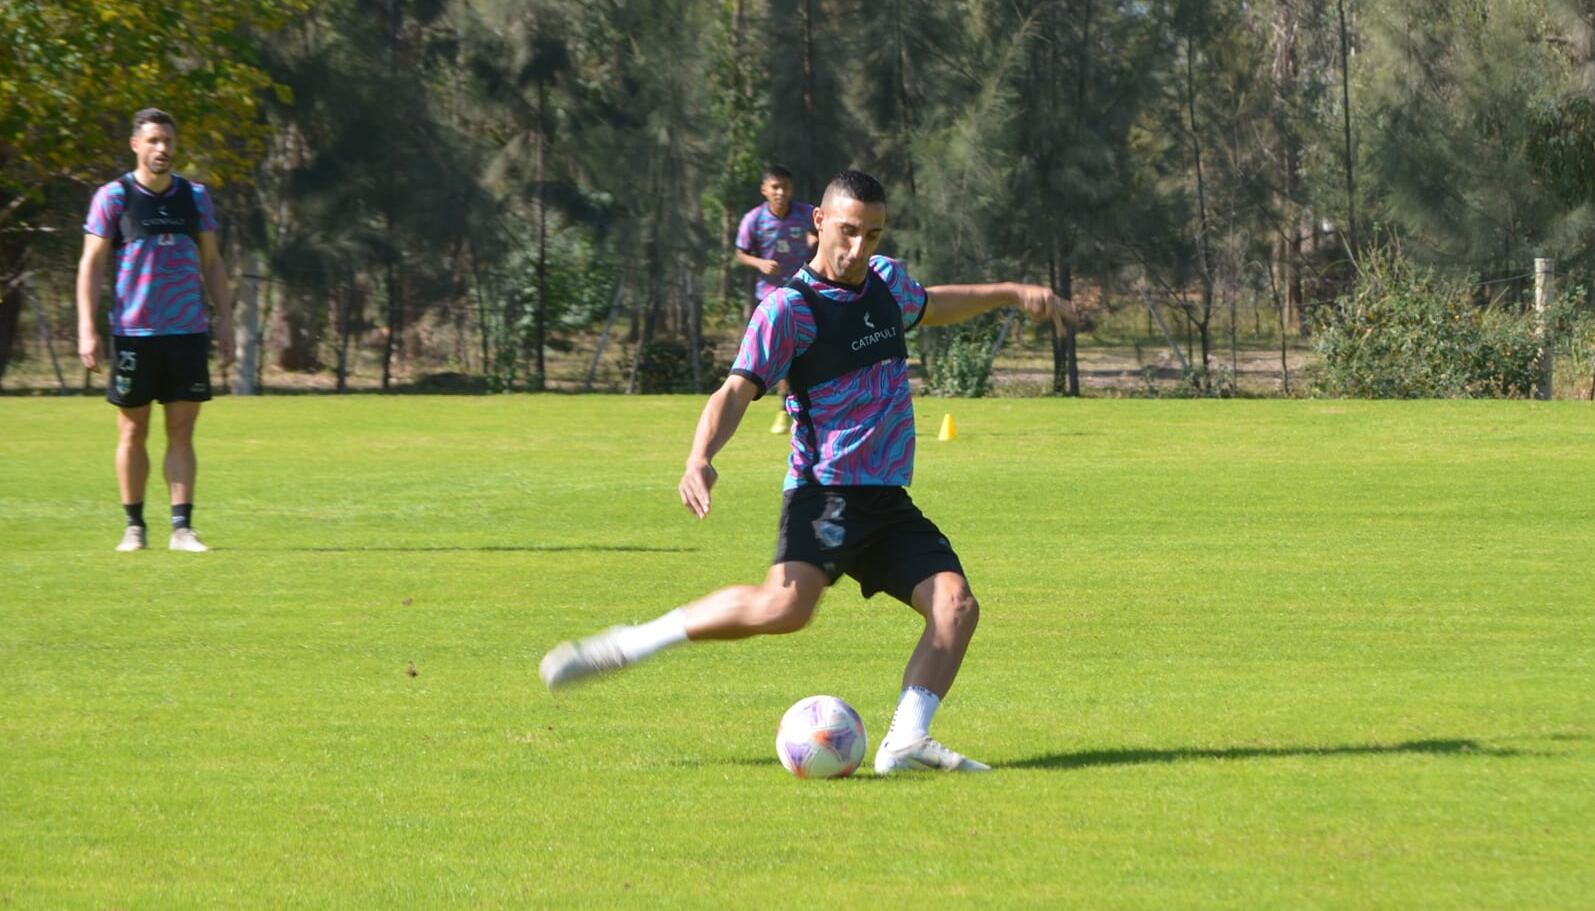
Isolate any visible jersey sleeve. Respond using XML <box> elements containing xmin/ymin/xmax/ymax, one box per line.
<box><xmin>870</xmin><ymin>255</ymin><xmax>929</xmax><ymax>330</ymax></box>
<box><xmin>83</xmin><ymin>182</ymin><xmax>123</xmax><ymax>238</ymax></box>
<box><xmin>191</xmin><ymin>182</ymin><xmax>220</xmax><ymax>233</ymax></box>
<box><xmin>730</xmin><ymin>288</ymin><xmax>804</xmax><ymax>398</ymax></box>
<box><xmin>735</xmin><ymin>207</ymin><xmax>759</xmax><ymax>255</ymax></box>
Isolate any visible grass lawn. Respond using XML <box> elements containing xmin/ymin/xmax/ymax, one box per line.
<box><xmin>2</xmin><ymin>395</ymin><xmax>1591</xmax><ymax>908</ymax></box>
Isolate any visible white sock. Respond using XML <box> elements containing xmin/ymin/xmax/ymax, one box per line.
<box><xmin>614</xmin><ymin>608</ymin><xmax>689</xmax><ymax>663</ymax></box>
<box><xmin>881</xmin><ymin>685</ymin><xmax>940</xmax><ymax>750</ymax></box>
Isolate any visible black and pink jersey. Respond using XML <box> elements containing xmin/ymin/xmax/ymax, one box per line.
<box><xmin>731</xmin><ymin>255</ymin><xmax>929</xmax><ymax>489</ymax></box>
<box><xmin>84</xmin><ymin>173</ymin><xmax>219</xmax><ymax>336</ymax></box>
<box><xmin>736</xmin><ymin>201</ymin><xmax>816</xmax><ymax>303</ymax></box>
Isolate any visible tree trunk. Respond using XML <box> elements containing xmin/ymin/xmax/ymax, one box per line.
<box><xmin>533</xmin><ymin>77</ymin><xmax>548</xmax><ymax>390</ymax></box>
<box><xmin>1185</xmin><ymin>34</ymin><xmax>1216</xmax><ymax>376</ymax></box>
<box><xmin>0</xmin><ymin>278</ymin><xmax>21</xmax><ymax>388</ymax></box>
<box><xmin>723</xmin><ymin>0</ymin><xmax>746</xmax><ymax>320</ymax></box>
<box><xmin>382</xmin><ymin>261</ymin><xmax>400</xmax><ymax>391</ymax></box>
<box><xmin>0</xmin><ymin>236</ymin><xmax>24</xmax><ymax>387</ymax></box>
<box><xmin>686</xmin><ymin>266</ymin><xmax>702</xmax><ymax>393</ymax></box>
<box><xmin>272</xmin><ymin>293</ymin><xmax>320</xmax><ymax>372</ymax></box>
<box><xmin>1337</xmin><ymin>0</ymin><xmax>1357</xmax><ymax>252</ymax></box>
<box><xmin>628</xmin><ymin>229</ymin><xmax>663</xmax><ymax>395</ymax></box>
<box><xmin>800</xmin><ymin>0</ymin><xmax>817</xmax><ymax>197</ymax></box>
<box><xmin>1271</xmin><ymin>0</ymin><xmax>1304</xmax><ymax>330</ymax></box>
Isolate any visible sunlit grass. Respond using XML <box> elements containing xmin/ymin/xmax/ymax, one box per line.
<box><xmin>2</xmin><ymin>396</ymin><xmax>1591</xmax><ymax>908</ymax></box>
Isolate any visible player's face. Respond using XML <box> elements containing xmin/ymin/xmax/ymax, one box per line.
<box><xmin>813</xmin><ymin>195</ymin><xmax>885</xmax><ymax>285</ymax></box>
<box><xmin>131</xmin><ymin>123</ymin><xmax>177</xmax><ymax>175</ymax></box>
<box><xmin>761</xmin><ymin>176</ymin><xmax>793</xmax><ymax>214</ymax></box>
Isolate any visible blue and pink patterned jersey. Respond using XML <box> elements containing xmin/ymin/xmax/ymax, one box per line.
<box><xmin>736</xmin><ymin>201</ymin><xmax>816</xmax><ymax>303</ymax></box>
<box><xmin>731</xmin><ymin>255</ymin><xmax>929</xmax><ymax>489</ymax></box>
<box><xmin>84</xmin><ymin>174</ymin><xmax>218</xmax><ymax>337</ymax></box>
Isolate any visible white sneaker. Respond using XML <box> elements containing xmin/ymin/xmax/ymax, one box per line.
<box><xmin>539</xmin><ymin>626</ymin><xmax>630</xmax><ymax>690</ymax></box>
<box><xmin>168</xmin><ymin>527</ymin><xmax>210</xmax><ymax>552</ymax></box>
<box><xmin>116</xmin><ymin>526</ymin><xmax>147</xmax><ymax>552</ymax></box>
<box><xmin>874</xmin><ymin>735</ymin><xmax>992</xmax><ymax>775</ymax></box>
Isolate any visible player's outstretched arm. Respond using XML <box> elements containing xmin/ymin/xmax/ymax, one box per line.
<box><xmin>679</xmin><ymin>373</ymin><xmax>761</xmax><ymax>519</ymax></box>
<box><xmin>922</xmin><ymin>282</ymin><xmax>1086</xmax><ymax>329</ymax></box>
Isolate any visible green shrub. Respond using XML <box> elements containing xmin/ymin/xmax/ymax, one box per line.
<box><xmin>1312</xmin><ymin>246</ymin><xmax>1541</xmax><ymax>398</ymax></box>
<box><xmin>627</xmin><ymin>339</ymin><xmax>725</xmax><ymax>394</ymax></box>
<box><xmin>922</xmin><ymin>314</ymin><xmax>1001</xmax><ymax>398</ymax></box>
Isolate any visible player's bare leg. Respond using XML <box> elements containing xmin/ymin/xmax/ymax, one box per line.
<box><xmin>680</xmin><ymin>561</ymin><xmax>827</xmax><ymax>639</ymax></box>
<box><xmin>540</xmin><ymin>562</ymin><xmax>827</xmax><ymax>689</ymax></box>
<box><xmin>163</xmin><ymin>401</ymin><xmax>208</xmax><ymax>551</ymax></box>
<box><xmin>115</xmin><ymin>405</ymin><xmax>152</xmax><ymax>551</ymax></box>
<box><xmin>875</xmin><ymin>571</ymin><xmax>991</xmax><ymax>774</ymax></box>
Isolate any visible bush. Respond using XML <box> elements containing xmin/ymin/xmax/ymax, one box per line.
<box><xmin>921</xmin><ymin>314</ymin><xmax>1001</xmax><ymax>398</ymax></box>
<box><xmin>627</xmin><ymin>338</ymin><xmax>726</xmax><ymax>394</ymax></box>
<box><xmin>1312</xmin><ymin>245</ymin><xmax>1541</xmax><ymax>398</ymax></box>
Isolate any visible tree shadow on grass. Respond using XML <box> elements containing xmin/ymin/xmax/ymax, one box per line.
<box><xmin>1009</xmin><ymin>738</ymin><xmax>1531</xmax><ymax>771</ymax></box>
<box><xmin>265</xmin><ymin>544</ymin><xmax>696</xmax><ymax>554</ymax></box>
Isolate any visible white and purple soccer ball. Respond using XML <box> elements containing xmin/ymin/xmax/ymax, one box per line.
<box><xmin>776</xmin><ymin>695</ymin><xmax>868</xmax><ymax>779</ymax></box>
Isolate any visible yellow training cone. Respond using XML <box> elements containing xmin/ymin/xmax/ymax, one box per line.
<box><xmin>770</xmin><ymin>411</ymin><xmax>791</xmax><ymax>434</ymax></box>
<box><xmin>937</xmin><ymin>413</ymin><xmax>957</xmax><ymax>441</ymax></box>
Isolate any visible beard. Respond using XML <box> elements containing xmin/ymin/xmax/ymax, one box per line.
<box><xmin>148</xmin><ymin>158</ymin><xmax>172</xmax><ymax>174</ymax></box>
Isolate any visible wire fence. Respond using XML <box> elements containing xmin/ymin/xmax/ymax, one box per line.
<box><xmin>5</xmin><ymin>256</ymin><xmax>1592</xmax><ymax>398</ymax></box>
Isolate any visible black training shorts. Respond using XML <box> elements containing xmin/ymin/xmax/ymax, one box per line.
<box><xmin>774</xmin><ymin>485</ymin><xmax>965</xmax><ymax>605</ymax></box>
<box><xmin>107</xmin><ymin>333</ymin><xmax>213</xmax><ymax>408</ymax></box>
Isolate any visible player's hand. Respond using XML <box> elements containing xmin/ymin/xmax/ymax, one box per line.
<box><xmin>77</xmin><ymin>327</ymin><xmax>100</xmax><ymax>371</ymax></box>
<box><xmin>213</xmin><ymin>319</ymin><xmax>236</xmax><ymax>367</ymax></box>
<box><xmin>1015</xmin><ymin>285</ymin><xmax>1093</xmax><ymax>332</ymax></box>
<box><xmin>758</xmin><ymin>258</ymin><xmax>782</xmax><ymax>277</ymax></box>
<box><xmin>679</xmin><ymin>458</ymin><xmax>719</xmax><ymax>519</ymax></box>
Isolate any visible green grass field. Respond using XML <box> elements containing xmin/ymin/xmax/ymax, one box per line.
<box><xmin>3</xmin><ymin>396</ymin><xmax>1592</xmax><ymax>908</ymax></box>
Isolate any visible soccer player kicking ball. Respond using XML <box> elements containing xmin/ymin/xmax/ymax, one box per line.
<box><xmin>541</xmin><ymin>170</ymin><xmax>1085</xmax><ymax>775</ymax></box>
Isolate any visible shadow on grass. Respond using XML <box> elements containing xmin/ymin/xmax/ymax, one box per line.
<box><xmin>682</xmin><ymin>738</ymin><xmax>1538</xmax><ymax>777</ymax></box>
<box><xmin>1009</xmin><ymin>738</ymin><xmax>1529</xmax><ymax>771</ymax></box>
<box><xmin>265</xmin><ymin>544</ymin><xmax>696</xmax><ymax>554</ymax></box>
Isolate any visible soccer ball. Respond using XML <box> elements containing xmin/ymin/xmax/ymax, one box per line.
<box><xmin>775</xmin><ymin>695</ymin><xmax>868</xmax><ymax>779</ymax></box>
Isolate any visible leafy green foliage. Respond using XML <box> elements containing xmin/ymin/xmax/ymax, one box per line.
<box><xmin>1313</xmin><ymin>245</ymin><xmax>1542</xmax><ymax>397</ymax></box>
<box><xmin>920</xmin><ymin>315</ymin><xmax>1001</xmax><ymax>398</ymax></box>
<box><xmin>0</xmin><ymin>0</ymin><xmax>307</xmax><ymax>198</ymax></box>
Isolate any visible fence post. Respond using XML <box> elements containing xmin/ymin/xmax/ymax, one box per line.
<box><xmin>1534</xmin><ymin>257</ymin><xmax>1554</xmax><ymax>400</ymax></box>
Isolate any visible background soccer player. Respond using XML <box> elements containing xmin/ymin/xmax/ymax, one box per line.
<box><xmin>733</xmin><ymin>164</ymin><xmax>817</xmax><ymax>316</ymax></box>
<box><xmin>734</xmin><ymin>164</ymin><xmax>817</xmax><ymax>433</ymax></box>
<box><xmin>76</xmin><ymin>108</ymin><xmax>235</xmax><ymax>552</ymax></box>
<box><xmin>541</xmin><ymin>170</ymin><xmax>1087</xmax><ymax>775</ymax></box>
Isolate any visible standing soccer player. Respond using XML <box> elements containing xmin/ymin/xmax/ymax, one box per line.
<box><xmin>734</xmin><ymin>164</ymin><xmax>817</xmax><ymax>315</ymax></box>
<box><xmin>735</xmin><ymin>164</ymin><xmax>817</xmax><ymax>433</ymax></box>
<box><xmin>541</xmin><ymin>170</ymin><xmax>1086</xmax><ymax>775</ymax></box>
<box><xmin>76</xmin><ymin>108</ymin><xmax>234</xmax><ymax>552</ymax></box>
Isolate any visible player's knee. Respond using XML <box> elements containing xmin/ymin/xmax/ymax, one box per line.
<box><xmin>933</xmin><ymin>588</ymin><xmax>979</xmax><ymax>634</ymax></box>
<box><xmin>118</xmin><ymin>419</ymin><xmax>149</xmax><ymax>444</ymax></box>
<box><xmin>753</xmin><ymin>588</ymin><xmax>814</xmax><ymax>635</ymax></box>
<box><xmin>165</xmin><ymin>415</ymin><xmax>198</xmax><ymax>440</ymax></box>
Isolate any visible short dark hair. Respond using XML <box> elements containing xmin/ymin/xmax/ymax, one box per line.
<box><xmin>132</xmin><ymin>108</ymin><xmax>177</xmax><ymax>135</ymax></box>
<box><xmin>762</xmin><ymin>163</ymin><xmax>793</xmax><ymax>181</ymax></box>
<box><xmin>823</xmin><ymin>169</ymin><xmax>886</xmax><ymax>206</ymax></box>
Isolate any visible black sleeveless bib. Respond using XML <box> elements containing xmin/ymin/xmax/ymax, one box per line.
<box><xmin>785</xmin><ymin>268</ymin><xmax>909</xmax><ymax>394</ymax></box>
<box><xmin>113</xmin><ymin>175</ymin><xmax>200</xmax><ymax>249</ymax></box>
